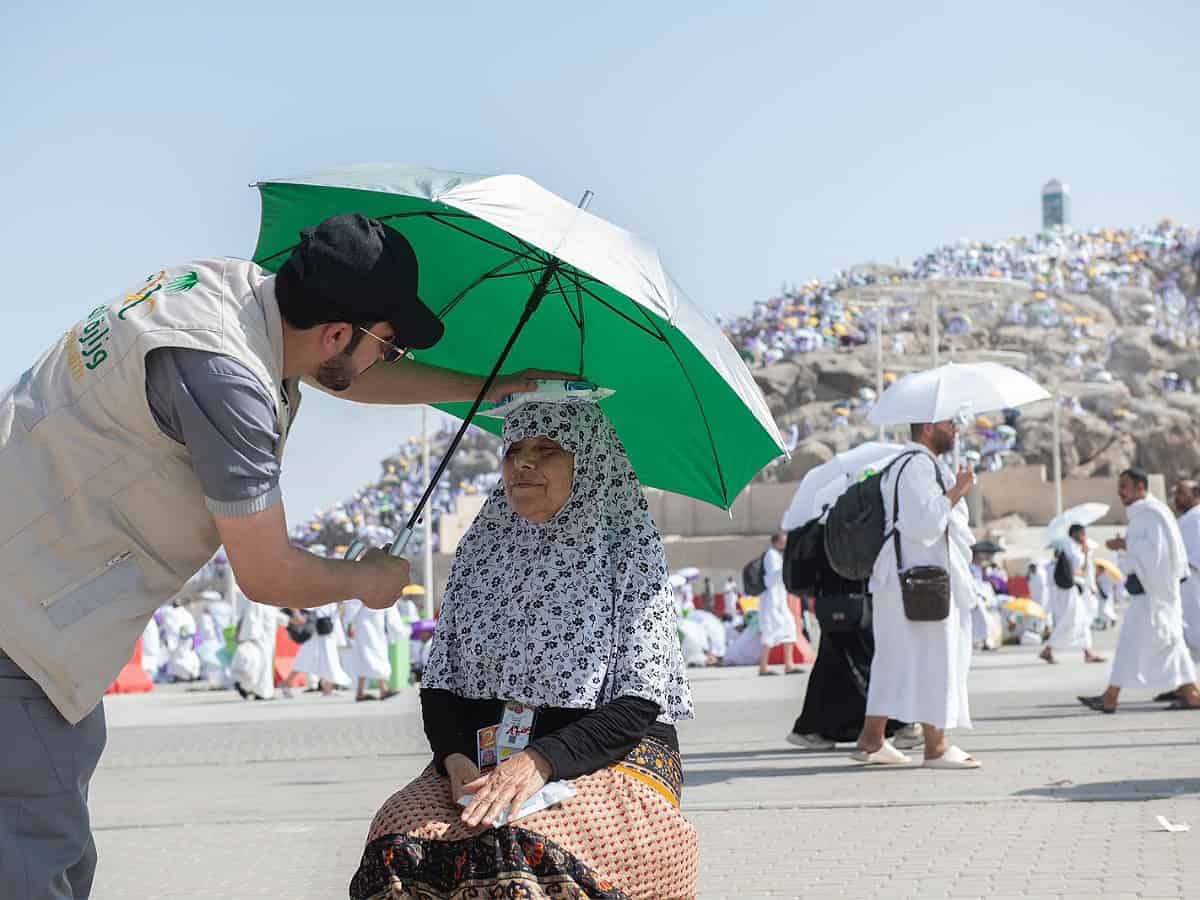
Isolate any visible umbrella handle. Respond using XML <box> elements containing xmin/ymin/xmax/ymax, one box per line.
<box><xmin>343</xmin><ymin>527</ymin><xmax>415</xmax><ymax>561</ymax></box>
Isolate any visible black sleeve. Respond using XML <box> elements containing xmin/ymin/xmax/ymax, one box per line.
<box><xmin>527</xmin><ymin>695</ymin><xmax>661</xmax><ymax>782</ymax></box>
<box><xmin>421</xmin><ymin>688</ymin><xmax>474</xmax><ymax>776</ymax></box>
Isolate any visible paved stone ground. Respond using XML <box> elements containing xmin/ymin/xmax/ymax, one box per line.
<box><xmin>89</xmin><ymin>627</ymin><xmax>1200</xmax><ymax>899</ymax></box>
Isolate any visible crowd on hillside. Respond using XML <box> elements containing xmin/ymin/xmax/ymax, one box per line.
<box><xmin>723</xmin><ymin>222</ymin><xmax>1200</xmax><ymax>368</ymax></box>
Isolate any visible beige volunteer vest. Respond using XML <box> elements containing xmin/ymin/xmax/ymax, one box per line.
<box><xmin>0</xmin><ymin>259</ymin><xmax>298</xmax><ymax>723</ymax></box>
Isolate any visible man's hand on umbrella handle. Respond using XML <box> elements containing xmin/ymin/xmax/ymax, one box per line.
<box><xmin>948</xmin><ymin>464</ymin><xmax>975</xmax><ymax>505</ymax></box>
<box><xmin>486</xmin><ymin>369</ymin><xmax>581</xmax><ymax>404</ymax></box>
<box><xmin>357</xmin><ymin>549</ymin><xmax>410</xmax><ymax>609</ymax></box>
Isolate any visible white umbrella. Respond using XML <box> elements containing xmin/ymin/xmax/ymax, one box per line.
<box><xmin>867</xmin><ymin>362</ymin><xmax>1050</xmax><ymax>426</ymax></box>
<box><xmin>1045</xmin><ymin>502</ymin><xmax>1109</xmax><ymax>543</ymax></box>
<box><xmin>781</xmin><ymin>441</ymin><xmax>905</xmax><ymax>530</ymax></box>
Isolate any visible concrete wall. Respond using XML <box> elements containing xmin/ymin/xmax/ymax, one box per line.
<box><xmin>976</xmin><ymin>465</ymin><xmax>1165</xmax><ymax>525</ymax></box>
<box><xmin>644</xmin><ymin>483</ymin><xmax>796</xmax><ymax>538</ymax></box>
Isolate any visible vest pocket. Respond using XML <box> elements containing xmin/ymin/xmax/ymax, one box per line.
<box><xmin>43</xmin><ymin>552</ymin><xmax>143</xmax><ymax>629</ymax></box>
<box><xmin>13</xmin><ymin>366</ymin><xmax>50</xmax><ymax>432</ymax></box>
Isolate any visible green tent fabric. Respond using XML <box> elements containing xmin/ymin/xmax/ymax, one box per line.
<box><xmin>253</xmin><ymin>164</ymin><xmax>785</xmax><ymax>509</ymax></box>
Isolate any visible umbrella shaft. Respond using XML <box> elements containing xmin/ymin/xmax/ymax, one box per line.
<box><xmin>399</xmin><ymin>261</ymin><xmax>562</xmax><ymax>543</ymax></box>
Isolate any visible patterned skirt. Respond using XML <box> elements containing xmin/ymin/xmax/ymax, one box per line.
<box><xmin>349</xmin><ymin>737</ymin><xmax>698</xmax><ymax>900</ymax></box>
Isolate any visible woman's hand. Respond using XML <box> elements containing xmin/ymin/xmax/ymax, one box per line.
<box><xmin>460</xmin><ymin>749</ymin><xmax>553</xmax><ymax>827</ymax></box>
<box><xmin>443</xmin><ymin>753</ymin><xmax>481</xmax><ymax>804</ymax></box>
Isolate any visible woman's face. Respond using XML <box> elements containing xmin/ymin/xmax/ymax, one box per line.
<box><xmin>502</xmin><ymin>436</ymin><xmax>576</xmax><ymax>523</ymax></box>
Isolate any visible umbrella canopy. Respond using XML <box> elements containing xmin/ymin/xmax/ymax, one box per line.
<box><xmin>781</xmin><ymin>441</ymin><xmax>905</xmax><ymax>530</ymax></box>
<box><xmin>1045</xmin><ymin>502</ymin><xmax>1109</xmax><ymax>542</ymax></box>
<box><xmin>971</xmin><ymin>540</ymin><xmax>1005</xmax><ymax>556</ymax></box>
<box><xmin>867</xmin><ymin>362</ymin><xmax>1050</xmax><ymax>426</ymax></box>
<box><xmin>1003</xmin><ymin>597</ymin><xmax>1047</xmax><ymax>619</ymax></box>
<box><xmin>252</xmin><ymin>164</ymin><xmax>784</xmax><ymax>510</ymax></box>
<box><xmin>1094</xmin><ymin>558</ymin><xmax>1122</xmax><ymax>580</ymax></box>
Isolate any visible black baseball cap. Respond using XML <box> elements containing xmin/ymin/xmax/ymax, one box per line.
<box><xmin>275</xmin><ymin>213</ymin><xmax>444</xmax><ymax>349</ymax></box>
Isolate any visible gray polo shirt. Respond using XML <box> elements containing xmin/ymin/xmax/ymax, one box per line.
<box><xmin>144</xmin><ymin>348</ymin><xmax>285</xmax><ymax>517</ymax></box>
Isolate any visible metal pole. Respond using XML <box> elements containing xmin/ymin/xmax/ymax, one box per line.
<box><xmin>421</xmin><ymin>406</ymin><xmax>434</xmax><ymax>619</ymax></box>
<box><xmin>1052</xmin><ymin>394</ymin><xmax>1063</xmax><ymax>518</ymax></box>
<box><xmin>875</xmin><ymin>311</ymin><xmax>884</xmax><ymax>441</ymax></box>
<box><xmin>926</xmin><ymin>292</ymin><xmax>936</xmax><ymax>369</ymax></box>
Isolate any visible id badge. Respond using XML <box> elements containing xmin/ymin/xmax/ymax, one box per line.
<box><xmin>497</xmin><ymin>701</ymin><xmax>536</xmax><ymax>763</ymax></box>
<box><xmin>476</xmin><ymin>725</ymin><xmax>498</xmax><ymax>772</ymax></box>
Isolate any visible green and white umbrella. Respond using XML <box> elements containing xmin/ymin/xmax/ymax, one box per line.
<box><xmin>251</xmin><ymin>164</ymin><xmax>784</xmax><ymax>531</ymax></box>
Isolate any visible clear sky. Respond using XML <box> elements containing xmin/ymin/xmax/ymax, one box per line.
<box><xmin>4</xmin><ymin>1</ymin><xmax>1198</xmax><ymax>520</ymax></box>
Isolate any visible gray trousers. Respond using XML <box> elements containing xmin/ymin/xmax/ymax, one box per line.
<box><xmin>0</xmin><ymin>654</ymin><xmax>106</xmax><ymax>900</ymax></box>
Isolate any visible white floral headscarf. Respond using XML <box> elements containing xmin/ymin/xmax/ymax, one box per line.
<box><xmin>421</xmin><ymin>401</ymin><xmax>693</xmax><ymax>722</ymax></box>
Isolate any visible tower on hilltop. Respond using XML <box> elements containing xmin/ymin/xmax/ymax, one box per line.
<box><xmin>1041</xmin><ymin>179</ymin><xmax>1070</xmax><ymax>230</ymax></box>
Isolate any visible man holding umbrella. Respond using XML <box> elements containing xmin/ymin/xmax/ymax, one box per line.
<box><xmin>852</xmin><ymin>418</ymin><xmax>981</xmax><ymax>769</ymax></box>
<box><xmin>852</xmin><ymin>361</ymin><xmax>1051</xmax><ymax>768</ymax></box>
<box><xmin>0</xmin><ymin>213</ymin><xmax>549</xmax><ymax>898</ymax></box>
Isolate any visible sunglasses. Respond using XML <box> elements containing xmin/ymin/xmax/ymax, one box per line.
<box><xmin>358</xmin><ymin>327</ymin><xmax>409</xmax><ymax>364</ymax></box>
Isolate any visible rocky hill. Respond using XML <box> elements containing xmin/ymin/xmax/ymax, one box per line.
<box><xmin>738</xmin><ymin>222</ymin><xmax>1200</xmax><ymax>484</ymax></box>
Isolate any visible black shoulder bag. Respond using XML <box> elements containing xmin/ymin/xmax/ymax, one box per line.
<box><xmin>815</xmin><ymin>591</ymin><xmax>872</xmax><ymax>632</ymax></box>
<box><xmin>893</xmin><ymin>455</ymin><xmax>952</xmax><ymax>622</ymax></box>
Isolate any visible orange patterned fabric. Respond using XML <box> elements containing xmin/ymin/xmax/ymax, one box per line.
<box><xmin>353</xmin><ymin>752</ymin><xmax>698</xmax><ymax>899</ymax></box>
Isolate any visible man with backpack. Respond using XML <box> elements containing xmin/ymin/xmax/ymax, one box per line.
<box><xmin>849</xmin><ymin>419</ymin><xmax>981</xmax><ymax>769</ymax></box>
<box><xmin>1040</xmin><ymin>524</ymin><xmax>1105</xmax><ymax>665</ymax></box>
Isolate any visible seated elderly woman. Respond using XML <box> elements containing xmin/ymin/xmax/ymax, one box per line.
<box><xmin>349</xmin><ymin>400</ymin><xmax>697</xmax><ymax>900</ymax></box>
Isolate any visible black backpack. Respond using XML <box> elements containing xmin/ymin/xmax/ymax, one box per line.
<box><xmin>284</xmin><ymin>609</ymin><xmax>316</xmax><ymax>645</ymax></box>
<box><xmin>742</xmin><ymin>553</ymin><xmax>767</xmax><ymax>595</ymax></box>
<box><xmin>824</xmin><ymin>450</ymin><xmax>926</xmax><ymax>581</ymax></box>
<box><xmin>783</xmin><ymin>517</ymin><xmax>825</xmax><ymax>595</ymax></box>
<box><xmin>1052</xmin><ymin>551</ymin><xmax>1076</xmax><ymax>590</ymax></box>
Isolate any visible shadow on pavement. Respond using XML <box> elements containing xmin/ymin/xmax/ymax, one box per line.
<box><xmin>684</xmin><ymin>748</ymin><xmax>804</xmax><ymax>763</ymax></box>
<box><xmin>976</xmin><ymin>703</ymin><xmax>1179</xmax><ymax>722</ymax></box>
<box><xmin>1015</xmin><ymin>777</ymin><xmax>1200</xmax><ymax>801</ymax></box>
<box><xmin>685</xmin><ymin>762</ymin><xmax>894</xmax><ymax>787</ymax></box>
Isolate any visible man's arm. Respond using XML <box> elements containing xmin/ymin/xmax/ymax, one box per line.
<box><xmin>303</xmin><ymin>360</ymin><xmax>576</xmax><ymax>405</ymax></box>
<box><xmin>214</xmin><ymin>504</ymin><xmax>411</xmax><ymax>610</ymax></box>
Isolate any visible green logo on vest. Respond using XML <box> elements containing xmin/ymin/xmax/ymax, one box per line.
<box><xmin>165</xmin><ymin>271</ymin><xmax>199</xmax><ymax>294</ymax></box>
<box><xmin>117</xmin><ymin>269</ymin><xmax>199</xmax><ymax>320</ymax></box>
<box><xmin>66</xmin><ymin>269</ymin><xmax>203</xmax><ymax>382</ymax></box>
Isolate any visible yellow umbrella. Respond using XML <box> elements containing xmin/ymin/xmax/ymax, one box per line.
<box><xmin>975</xmin><ymin>416</ymin><xmax>994</xmax><ymax>429</ymax></box>
<box><xmin>1003</xmin><ymin>597</ymin><xmax>1047</xmax><ymax>618</ymax></box>
<box><xmin>738</xmin><ymin>595</ymin><xmax>760</xmax><ymax>611</ymax></box>
<box><xmin>1094</xmin><ymin>558</ymin><xmax>1122</xmax><ymax>580</ymax></box>
<box><xmin>402</xmin><ymin>584</ymin><xmax>427</xmax><ymax>596</ymax></box>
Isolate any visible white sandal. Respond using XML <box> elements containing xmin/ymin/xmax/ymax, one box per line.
<box><xmin>850</xmin><ymin>740</ymin><xmax>911</xmax><ymax>765</ymax></box>
<box><xmin>923</xmin><ymin>745</ymin><xmax>981</xmax><ymax>769</ymax></box>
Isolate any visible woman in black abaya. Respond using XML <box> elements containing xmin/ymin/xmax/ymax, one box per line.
<box><xmin>786</xmin><ymin>527</ymin><xmax>913</xmax><ymax>749</ymax></box>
